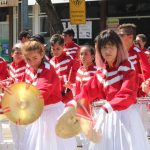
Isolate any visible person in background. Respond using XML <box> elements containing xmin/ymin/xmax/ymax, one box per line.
<box><xmin>30</xmin><ymin>34</ymin><xmax>51</xmax><ymax>61</ymax></box>
<box><xmin>0</xmin><ymin>57</ymin><xmax>8</xmax><ymax>81</ymax></box>
<box><xmin>50</xmin><ymin>34</ymin><xmax>80</xmax><ymax>103</ymax></box>
<box><xmin>0</xmin><ymin>43</ymin><xmax>26</xmax><ymax>87</ymax></box>
<box><xmin>62</xmin><ymin>30</ymin><xmax>150</xmax><ymax>150</ymax></box>
<box><xmin>0</xmin><ymin>43</ymin><xmax>26</xmax><ymax>149</ymax></box>
<box><xmin>75</xmin><ymin>44</ymin><xmax>97</xmax><ymax>150</ymax></box>
<box><xmin>62</xmin><ymin>28</ymin><xmax>80</xmax><ymax>61</ymax></box>
<box><xmin>19</xmin><ymin>30</ymin><xmax>31</xmax><ymax>44</ymax></box>
<box><xmin>0</xmin><ymin>55</ymin><xmax>9</xmax><ymax>144</ymax></box>
<box><xmin>118</xmin><ymin>23</ymin><xmax>150</xmax><ymax>137</ymax></box>
<box><xmin>75</xmin><ymin>44</ymin><xmax>97</xmax><ymax>95</ymax></box>
<box><xmin>136</xmin><ymin>34</ymin><xmax>147</xmax><ymax>50</ymax></box>
<box><xmin>136</xmin><ymin>34</ymin><xmax>150</xmax><ymax>63</ymax></box>
<box><xmin>20</xmin><ymin>40</ymin><xmax>77</xmax><ymax>150</ymax></box>
<box><xmin>118</xmin><ymin>23</ymin><xmax>150</xmax><ymax>97</ymax></box>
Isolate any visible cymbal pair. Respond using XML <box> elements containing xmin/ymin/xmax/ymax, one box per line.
<box><xmin>55</xmin><ymin>98</ymin><xmax>102</xmax><ymax>143</ymax></box>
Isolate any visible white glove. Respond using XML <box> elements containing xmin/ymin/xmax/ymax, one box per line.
<box><xmin>93</xmin><ymin>101</ymin><xmax>113</xmax><ymax>132</ymax></box>
<box><xmin>65</xmin><ymin>99</ymin><xmax>77</xmax><ymax>108</ymax></box>
<box><xmin>93</xmin><ymin>108</ymin><xmax>106</xmax><ymax>132</ymax></box>
<box><xmin>58</xmin><ymin>100</ymin><xmax>77</xmax><ymax>119</ymax></box>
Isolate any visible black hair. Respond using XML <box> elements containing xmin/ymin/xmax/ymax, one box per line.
<box><xmin>49</xmin><ymin>34</ymin><xmax>64</xmax><ymax>46</ymax></box>
<box><xmin>31</xmin><ymin>34</ymin><xmax>45</xmax><ymax>44</ymax></box>
<box><xmin>19</xmin><ymin>31</ymin><xmax>31</xmax><ymax>40</ymax></box>
<box><xmin>62</xmin><ymin>28</ymin><xmax>75</xmax><ymax>37</ymax></box>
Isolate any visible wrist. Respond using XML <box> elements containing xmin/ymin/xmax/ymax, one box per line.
<box><xmin>65</xmin><ymin>99</ymin><xmax>77</xmax><ymax>108</ymax></box>
<box><xmin>101</xmin><ymin>102</ymin><xmax>113</xmax><ymax>114</ymax></box>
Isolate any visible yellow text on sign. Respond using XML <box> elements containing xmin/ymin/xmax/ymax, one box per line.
<box><xmin>69</xmin><ymin>0</ymin><xmax>86</xmax><ymax>25</ymax></box>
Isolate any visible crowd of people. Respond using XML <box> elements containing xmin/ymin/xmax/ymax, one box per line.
<box><xmin>0</xmin><ymin>23</ymin><xmax>150</xmax><ymax>150</ymax></box>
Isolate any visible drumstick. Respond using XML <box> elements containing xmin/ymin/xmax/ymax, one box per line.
<box><xmin>78</xmin><ymin>103</ymin><xmax>93</xmax><ymax>121</ymax></box>
<box><xmin>65</xmin><ymin>67</ymin><xmax>73</xmax><ymax>94</ymax></box>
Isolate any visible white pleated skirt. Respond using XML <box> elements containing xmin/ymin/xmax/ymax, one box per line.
<box><xmin>89</xmin><ymin>105</ymin><xmax>150</xmax><ymax>150</ymax></box>
<box><xmin>21</xmin><ymin>102</ymin><xmax>77</xmax><ymax>150</ymax></box>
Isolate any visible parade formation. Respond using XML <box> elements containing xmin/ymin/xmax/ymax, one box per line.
<box><xmin>0</xmin><ymin>19</ymin><xmax>150</xmax><ymax>150</ymax></box>
<box><xmin>0</xmin><ymin>23</ymin><xmax>150</xmax><ymax>150</ymax></box>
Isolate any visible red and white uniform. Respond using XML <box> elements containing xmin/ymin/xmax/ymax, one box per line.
<box><xmin>21</xmin><ymin>61</ymin><xmax>76</xmax><ymax>150</ymax></box>
<box><xmin>64</xmin><ymin>41</ymin><xmax>80</xmax><ymax>60</ymax></box>
<box><xmin>75</xmin><ymin>60</ymin><xmax>137</xmax><ymax>112</ymax></box>
<box><xmin>128</xmin><ymin>45</ymin><xmax>150</xmax><ymax>97</ymax></box>
<box><xmin>74</xmin><ymin>60</ymin><xmax>150</xmax><ymax>150</ymax></box>
<box><xmin>23</xmin><ymin>62</ymin><xmax>62</xmax><ymax>105</ymax></box>
<box><xmin>1</xmin><ymin>60</ymin><xmax>26</xmax><ymax>87</ymax></box>
<box><xmin>50</xmin><ymin>52</ymin><xmax>80</xmax><ymax>103</ymax></box>
<box><xmin>0</xmin><ymin>57</ymin><xmax>9</xmax><ymax>80</ymax></box>
<box><xmin>76</xmin><ymin>63</ymin><xmax>97</xmax><ymax>95</ymax></box>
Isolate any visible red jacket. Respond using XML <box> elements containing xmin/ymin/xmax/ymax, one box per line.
<box><xmin>128</xmin><ymin>45</ymin><xmax>150</xmax><ymax>96</ymax></box>
<box><xmin>76</xmin><ymin>63</ymin><xmax>97</xmax><ymax>95</ymax></box>
<box><xmin>0</xmin><ymin>57</ymin><xmax>9</xmax><ymax>80</ymax></box>
<box><xmin>75</xmin><ymin>60</ymin><xmax>138</xmax><ymax>112</ymax></box>
<box><xmin>0</xmin><ymin>60</ymin><xmax>26</xmax><ymax>87</ymax></box>
<box><xmin>50</xmin><ymin>52</ymin><xmax>80</xmax><ymax>103</ymax></box>
<box><xmin>64</xmin><ymin>41</ymin><xmax>80</xmax><ymax>60</ymax></box>
<box><xmin>23</xmin><ymin>62</ymin><xmax>62</xmax><ymax>105</ymax></box>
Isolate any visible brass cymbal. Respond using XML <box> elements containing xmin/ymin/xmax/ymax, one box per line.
<box><xmin>0</xmin><ymin>114</ymin><xmax>8</xmax><ymax>121</ymax></box>
<box><xmin>78</xmin><ymin>117</ymin><xmax>102</xmax><ymax>143</ymax></box>
<box><xmin>76</xmin><ymin>98</ymin><xmax>102</xmax><ymax>143</ymax></box>
<box><xmin>1</xmin><ymin>82</ymin><xmax>44</xmax><ymax>125</ymax></box>
<box><xmin>55</xmin><ymin>107</ymin><xmax>81</xmax><ymax>138</ymax></box>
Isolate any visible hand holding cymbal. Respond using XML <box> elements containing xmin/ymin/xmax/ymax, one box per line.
<box><xmin>1</xmin><ymin>82</ymin><xmax>44</xmax><ymax>125</ymax></box>
<box><xmin>55</xmin><ymin>105</ymin><xmax>81</xmax><ymax>138</ymax></box>
<box><xmin>76</xmin><ymin>98</ymin><xmax>102</xmax><ymax>143</ymax></box>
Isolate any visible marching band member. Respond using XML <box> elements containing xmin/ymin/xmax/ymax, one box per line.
<box><xmin>0</xmin><ymin>57</ymin><xmax>9</xmax><ymax>81</ymax></box>
<box><xmin>118</xmin><ymin>23</ymin><xmax>150</xmax><ymax>136</ymax></box>
<box><xmin>21</xmin><ymin>40</ymin><xmax>76</xmax><ymax>150</ymax></box>
<box><xmin>75</xmin><ymin>44</ymin><xmax>97</xmax><ymax>95</ymax></box>
<box><xmin>63</xmin><ymin>30</ymin><xmax>150</xmax><ymax>150</ymax></box>
<box><xmin>0</xmin><ymin>43</ymin><xmax>26</xmax><ymax>150</ymax></box>
<box><xmin>62</xmin><ymin>28</ymin><xmax>80</xmax><ymax>61</ymax></box>
<box><xmin>136</xmin><ymin>34</ymin><xmax>150</xmax><ymax>63</ymax></box>
<box><xmin>75</xmin><ymin>44</ymin><xmax>97</xmax><ymax>150</ymax></box>
<box><xmin>118</xmin><ymin>23</ymin><xmax>150</xmax><ymax>97</ymax></box>
<box><xmin>50</xmin><ymin>34</ymin><xmax>80</xmax><ymax>103</ymax></box>
<box><xmin>0</xmin><ymin>56</ymin><xmax>8</xmax><ymax>144</ymax></box>
<box><xmin>0</xmin><ymin>43</ymin><xmax>26</xmax><ymax>87</ymax></box>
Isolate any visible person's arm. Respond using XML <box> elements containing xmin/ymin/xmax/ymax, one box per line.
<box><xmin>0</xmin><ymin>60</ymin><xmax>9</xmax><ymax>80</ymax></box>
<box><xmin>108</xmin><ymin>68</ymin><xmax>138</xmax><ymax>111</ymax></box>
<box><xmin>37</xmin><ymin>64</ymin><xmax>61</xmax><ymax>103</ymax></box>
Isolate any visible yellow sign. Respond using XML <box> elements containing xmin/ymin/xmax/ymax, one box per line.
<box><xmin>69</xmin><ymin>0</ymin><xmax>86</xmax><ymax>25</ymax></box>
<box><xmin>0</xmin><ymin>0</ymin><xmax>18</xmax><ymax>7</ymax></box>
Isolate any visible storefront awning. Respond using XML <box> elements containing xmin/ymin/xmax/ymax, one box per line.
<box><xmin>28</xmin><ymin>0</ymin><xmax>99</xmax><ymax>5</ymax></box>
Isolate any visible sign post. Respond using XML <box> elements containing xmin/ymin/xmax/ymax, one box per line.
<box><xmin>69</xmin><ymin>0</ymin><xmax>86</xmax><ymax>44</ymax></box>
